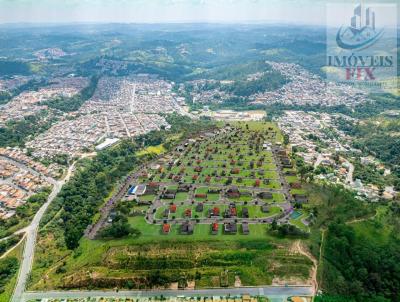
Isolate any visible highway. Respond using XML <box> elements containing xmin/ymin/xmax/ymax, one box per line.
<box><xmin>11</xmin><ymin>163</ymin><xmax>76</xmax><ymax>302</ymax></box>
<box><xmin>21</xmin><ymin>286</ymin><xmax>313</xmax><ymax>301</ymax></box>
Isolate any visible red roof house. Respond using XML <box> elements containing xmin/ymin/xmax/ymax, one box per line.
<box><xmin>162</xmin><ymin>223</ymin><xmax>171</xmax><ymax>234</ymax></box>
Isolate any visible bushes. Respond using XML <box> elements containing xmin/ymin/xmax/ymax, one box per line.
<box><xmin>269</xmin><ymin>223</ymin><xmax>309</xmax><ymax>238</ymax></box>
<box><xmin>100</xmin><ymin>214</ymin><xmax>141</xmax><ymax>239</ymax></box>
<box><xmin>0</xmin><ymin>257</ymin><xmax>19</xmax><ymax>294</ymax></box>
<box><xmin>60</xmin><ymin>140</ymin><xmax>138</xmax><ymax>249</ymax></box>
<box><xmin>0</xmin><ymin>111</ymin><xmax>57</xmax><ymax>148</ymax></box>
<box><xmin>0</xmin><ymin>235</ymin><xmax>22</xmax><ymax>256</ymax></box>
<box><xmin>321</xmin><ymin>222</ymin><xmax>400</xmax><ymax>302</ymax></box>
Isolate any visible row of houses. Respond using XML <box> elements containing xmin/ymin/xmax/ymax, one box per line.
<box><xmin>162</xmin><ymin>221</ymin><xmax>250</xmax><ymax>235</ymax></box>
<box><xmin>161</xmin><ymin>203</ymin><xmax>271</xmax><ymax>219</ymax></box>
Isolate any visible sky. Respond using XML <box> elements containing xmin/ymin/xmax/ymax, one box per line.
<box><xmin>0</xmin><ymin>0</ymin><xmax>398</xmax><ymax>26</ymax></box>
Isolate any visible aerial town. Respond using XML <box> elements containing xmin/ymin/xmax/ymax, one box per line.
<box><xmin>27</xmin><ymin>76</ymin><xmax>188</xmax><ymax>158</ymax></box>
<box><xmin>0</xmin><ymin>17</ymin><xmax>399</xmax><ymax>302</ymax></box>
<box><xmin>276</xmin><ymin>111</ymin><xmax>398</xmax><ymax>201</ymax></box>
<box><xmin>0</xmin><ymin>148</ymin><xmax>60</xmax><ymax>219</ymax></box>
<box><xmin>0</xmin><ymin>77</ymin><xmax>89</xmax><ymax>125</ymax></box>
<box><xmin>251</xmin><ymin>62</ymin><xmax>368</xmax><ymax>107</ymax></box>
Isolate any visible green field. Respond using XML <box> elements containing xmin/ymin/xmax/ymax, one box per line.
<box><xmin>28</xmin><ymin>121</ymin><xmax>311</xmax><ymax>292</ymax></box>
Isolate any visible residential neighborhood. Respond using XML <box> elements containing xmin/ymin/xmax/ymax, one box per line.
<box><xmin>26</xmin><ymin>76</ymin><xmax>186</xmax><ymax>158</ymax></box>
<box><xmin>276</xmin><ymin>111</ymin><xmax>398</xmax><ymax>201</ymax></box>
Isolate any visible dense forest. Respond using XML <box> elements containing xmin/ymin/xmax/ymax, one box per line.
<box><xmin>57</xmin><ymin>141</ymin><xmax>138</xmax><ymax>249</ymax></box>
<box><xmin>308</xmin><ymin>184</ymin><xmax>400</xmax><ymax>302</ymax></box>
<box><xmin>0</xmin><ymin>60</ymin><xmax>31</xmax><ymax>76</ymax></box>
<box><xmin>0</xmin><ymin>257</ymin><xmax>18</xmax><ymax>294</ymax></box>
<box><xmin>221</xmin><ymin>72</ymin><xmax>288</xmax><ymax>97</ymax></box>
<box><xmin>0</xmin><ymin>111</ymin><xmax>57</xmax><ymax>148</ymax></box>
<box><xmin>320</xmin><ymin>223</ymin><xmax>400</xmax><ymax>302</ymax></box>
<box><xmin>0</xmin><ymin>235</ymin><xmax>22</xmax><ymax>257</ymax></box>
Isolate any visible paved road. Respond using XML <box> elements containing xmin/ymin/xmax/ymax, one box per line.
<box><xmin>21</xmin><ymin>286</ymin><xmax>313</xmax><ymax>301</ymax></box>
<box><xmin>11</xmin><ymin>163</ymin><xmax>76</xmax><ymax>302</ymax></box>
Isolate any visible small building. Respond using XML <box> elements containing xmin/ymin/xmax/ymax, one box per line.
<box><xmin>231</xmin><ymin>168</ymin><xmax>240</xmax><ymax>174</ymax></box>
<box><xmin>293</xmin><ymin>194</ymin><xmax>309</xmax><ymax>203</ymax></box>
<box><xmin>161</xmin><ymin>193</ymin><xmax>176</xmax><ymax>199</ymax></box>
<box><xmin>290</xmin><ymin>182</ymin><xmax>302</xmax><ymax>189</ymax></box>
<box><xmin>181</xmin><ymin>221</ymin><xmax>194</xmax><ymax>235</ymax></box>
<box><xmin>281</xmin><ymin>158</ymin><xmax>293</xmax><ymax>168</ymax></box>
<box><xmin>178</xmin><ymin>184</ymin><xmax>191</xmax><ymax>192</ymax></box>
<box><xmin>242</xmin><ymin>207</ymin><xmax>249</xmax><ymax>218</ymax></box>
<box><xmin>225</xmin><ymin>203</ymin><xmax>237</xmax><ymax>218</ymax></box>
<box><xmin>196</xmin><ymin>202</ymin><xmax>204</xmax><ymax>212</ymax></box>
<box><xmin>195</xmin><ymin>193</ymin><xmax>207</xmax><ymax>199</ymax></box>
<box><xmin>169</xmin><ymin>204</ymin><xmax>177</xmax><ymax>213</ymax></box>
<box><xmin>258</xmin><ymin>192</ymin><xmax>273</xmax><ymax>199</ymax></box>
<box><xmin>208</xmin><ymin>188</ymin><xmax>221</xmax><ymax>194</ymax></box>
<box><xmin>162</xmin><ymin>223</ymin><xmax>171</xmax><ymax>234</ymax></box>
<box><xmin>146</xmin><ymin>182</ymin><xmax>159</xmax><ymax>194</ymax></box>
<box><xmin>211</xmin><ymin>222</ymin><xmax>219</xmax><ymax>235</ymax></box>
<box><xmin>242</xmin><ymin>222</ymin><xmax>250</xmax><ymax>235</ymax></box>
<box><xmin>224</xmin><ymin>222</ymin><xmax>237</xmax><ymax>234</ymax></box>
<box><xmin>209</xmin><ymin>207</ymin><xmax>220</xmax><ymax>217</ymax></box>
<box><xmin>184</xmin><ymin>208</ymin><xmax>192</xmax><ymax>218</ymax></box>
<box><xmin>173</xmin><ymin>175</ymin><xmax>182</xmax><ymax>182</ymax></box>
<box><xmin>226</xmin><ymin>186</ymin><xmax>240</xmax><ymax>198</ymax></box>
<box><xmin>161</xmin><ymin>188</ymin><xmax>177</xmax><ymax>199</ymax></box>
<box><xmin>163</xmin><ymin>209</ymin><xmax>170</xmax><ymax>218</ymax></box>
<box><xmin>261</xmin><ymin>204</ymin><xmax>270</xmax><ymax>213</ymax></box>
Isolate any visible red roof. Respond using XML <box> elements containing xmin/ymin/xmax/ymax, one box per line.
<box><xmin>162</xmin><ymin>224</ymin><xmax>170</xmax><ymax>233</ymax></box>
<box><xmin>212</xmin><ymin>222</ymin><xmax>219</xmax><ymax>231</ymax></box>
<box><xmin>213</xmin><ymin>207</ymin><xmax>220</xmax><ymax>215</ymax></box>
<box><xmin>170</xmin><ymin>204</ymin><xmax>177</xmax><ymax>213</ymax></box>
<box><xmin>231</xmin><ymin>168</ymin><xmax>240</xmax><ymax>174</ymax></box>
